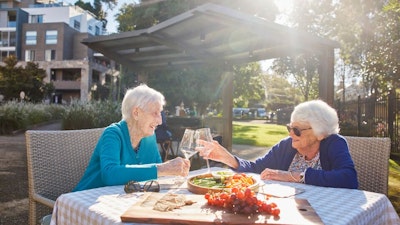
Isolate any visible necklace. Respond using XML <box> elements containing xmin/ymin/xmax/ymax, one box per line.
<box><xmin>130</xmin><ymin>135</ymin><xmax>141</xmax><ymax>150</ymax></box>
<box><xmin>302</xmin><ymin>152</ymin><xmax>320</xmax><ymax>168</ymax></box>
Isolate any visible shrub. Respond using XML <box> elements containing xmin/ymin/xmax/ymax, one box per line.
<box><xmin>0</xmin><ymin>102</ymin><xmax>26</xmax><ymax>134</ymax></box>
<box><xmin>0</xmin><ymin>100</ymin><xmax>121</xmax><ymax>133</ymax></box>
<box><xmin>62</xmin><ymin>100</ymin><xmax>121</xmax><ymax>130</ymax></box>
<box><xmin>0</xmin><ymin>101</ymin><xmax>66</xmax><ymax>134</ymax></box>
<box><xmin>62</xmin><ymin>101</ymin><xmax>96</xmax><ymax>130</ymax></box>
<box><xmin>91</xmin><ymin>100</ymin><xmax>121</xmax><ymax>128</ymax></box>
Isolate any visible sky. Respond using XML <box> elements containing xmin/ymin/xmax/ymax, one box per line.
<box><xmin>60</xmin><ymin>0</ymin><xmax>137</xmax><ymax>33</ymax></box>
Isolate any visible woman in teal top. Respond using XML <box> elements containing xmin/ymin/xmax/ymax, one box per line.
<box><xmin>73</xmin><ymin>85</ymin><xmax>190</xmax><ymax>192</ymax></box>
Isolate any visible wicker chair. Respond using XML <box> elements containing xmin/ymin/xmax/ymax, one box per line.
<box><xmin>26</xmin><ymin>128</ymin><xmax>104</xmax><ymax>225</ymax></box>
<box><xmin>344</xmin><ymin>136</ymin><xmax>391</xmax><ymax>195</ymax></box>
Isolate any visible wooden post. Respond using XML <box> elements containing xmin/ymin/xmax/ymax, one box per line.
<box><xmin>318</xmin><ymin>48</ymin><xmax>335</xmax><ymax>105</ymax></box>
<box><xmin>221</xmin><ymin>70</ymin><xmax>234</xmax><ymax>151</ymax></box>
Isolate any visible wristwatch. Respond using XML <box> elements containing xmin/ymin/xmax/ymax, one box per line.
<box><xmin>299</xmin><ymin>171</ymin><xmax>305</xmax><ymax>183</ymax></box>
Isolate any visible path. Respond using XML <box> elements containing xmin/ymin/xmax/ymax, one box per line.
<box><xmin>0</xmin><ymin>122</ymin><xmax>62</xmax><ymax>225</ymax></box>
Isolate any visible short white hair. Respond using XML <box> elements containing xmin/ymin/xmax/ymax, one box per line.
<box><xmin>121</xmin><ymin>84</ymin><xmax>165</xmax><ymax>120</ymax></box>
<box><xmin>291</xmin><ymin>100</ymin><xmax>339</xmax><ymax>137</ymax></box>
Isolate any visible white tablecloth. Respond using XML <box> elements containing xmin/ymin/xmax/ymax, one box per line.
<box><xmin>50</xmin><ymin>167</ymin><xmax>400</xmax><ymax>225</ymax></box>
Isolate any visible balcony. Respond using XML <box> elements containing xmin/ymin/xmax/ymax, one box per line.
<box><xmin>53</xmin><ymin>80</ymin><xmax>81</xmax><ymax>90</ymax></box>
<box><xmin>7</xmin><ymin>21</ymin><xmax>16</xmax><ymax>27</ymax></box>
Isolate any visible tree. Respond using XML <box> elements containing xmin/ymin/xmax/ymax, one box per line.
<box><xmin>147</xmin><ymin>65</ymin><xmax>225</xmax><ymax>116</ymax></box>
<box><xmin>233</xmin><ymin>62</ymin><xmax>264</xmax><ymax>108</ymax></box>
<box><xmin>23</xmin><ymin>62</ymin><xmax>52</xmax><ymax>102</ymax></box>
<box><xmin>272</xmin><ymin>53</ymin><xmax>320</xmax><ymax>101</ymax></box>
<box><xmin>74</xmin><ymin>0</ymin><xmax>117</xmax><ymax>29</ymax></box>
<box><xmin>0</xmin><ymin>55</ymin><xmax>49</xmax><ymax>102</ymax></box>
<box><xmin>271</xmin><ymin>0</ymin><xmax>336</xmax><ymax>101</ymax></box>
<box><xmin>334</xmin><ymin>0</ymin><xmax>393</xmax><ymax>97</ymax></box>
<box><xmin>261</xmin><ymin>73</ymin><xmax>303</xmax><ymax>111</ymax></box>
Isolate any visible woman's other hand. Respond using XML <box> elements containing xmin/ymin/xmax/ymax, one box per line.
<box><xmin>157</xmin><ymin>157</ymin><xmax>190</xmax><ymax>177</ymax></box>
<box><xmin>260</xmin><ymin>168</ymin><xmax>300</xmax><ymax>183</ymax></box>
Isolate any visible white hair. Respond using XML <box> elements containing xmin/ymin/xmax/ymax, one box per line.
<box><xmin>121</xmin><ymin>84</ymin><xmax>165</xmax><ymax>120</ymax></box>
<box><xmin>291</xmin><ymin>100</ymin><xmax>339</xmax><ymax>137</ymax></box>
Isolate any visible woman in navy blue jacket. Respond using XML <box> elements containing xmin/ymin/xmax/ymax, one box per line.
<box><xmin>197</xmin><ymin>100</ymin><xmax>358</xmax><ymax>189</ymax></box>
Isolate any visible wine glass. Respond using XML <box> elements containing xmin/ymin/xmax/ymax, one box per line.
<box><xmin>178</xmin><ymin>129</ymin><xmax>197</xmax><ymax>159</ymax></box>
<box><xmin>194</xmin><ymin>128</ymin><xmax>213</xmax><ymax>174</ymax></box>
<box><xmin>173</xmin><ymin>129</ymin><xmax>197</xmax><ymax>186</ymax></box>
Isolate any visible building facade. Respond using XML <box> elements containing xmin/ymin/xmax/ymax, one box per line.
<box><xmin>0</xmin><ymin>0</ymin><xmax>119</xmax><ymax>103</ymax></box>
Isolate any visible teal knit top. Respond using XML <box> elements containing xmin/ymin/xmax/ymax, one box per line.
<box><xmin>73</xmin><ymin>120</ymin><xmax>162</xmax><ymax>191</ymax></box>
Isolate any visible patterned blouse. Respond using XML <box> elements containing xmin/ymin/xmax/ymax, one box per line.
<box><xmin>288</xmin><ymin>151</ymin><xmax>322</xmax><ymax>173</ymax></box>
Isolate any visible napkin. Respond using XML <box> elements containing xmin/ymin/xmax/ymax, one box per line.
<box><xmin>258</xmin><ymin>183</ymin><xmax>305</xmax><ymax>198</ymax></box>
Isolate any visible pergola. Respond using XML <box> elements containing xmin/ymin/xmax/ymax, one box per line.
<box><xmin>82</xmin><ymin>3</ymin><xmax>339</xmax><ymax>150</ymax></box>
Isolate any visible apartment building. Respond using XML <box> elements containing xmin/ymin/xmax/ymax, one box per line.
<box><xmin>0</xmin><ymin>0</ymin><xmax>119</xmax><ymax>103</ymax></box>
<box><xmin>0</xmin><ymin>0</ymin><xmax>29</xmax><ymax>61</ymax></box>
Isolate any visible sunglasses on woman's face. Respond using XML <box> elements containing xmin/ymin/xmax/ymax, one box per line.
<box><xmin>286</xmin><ymin>124</ymin><xmax>312</xmax><ymax>137</ymax></box>
<box><xmin>124</xmin><ymin>180</ymin><xmax>160</xmax><ymax>194</ymax></box>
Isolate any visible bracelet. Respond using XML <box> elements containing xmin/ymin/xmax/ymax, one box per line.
<box><xmin>299</xmin><ymin>171</ymin><xmax>305</xmax><ymax>183</ymax></box>
<box><xmin>289</xmin><ymin>171</ymin><xmax>299</xmax><ymax>182</ymax></box>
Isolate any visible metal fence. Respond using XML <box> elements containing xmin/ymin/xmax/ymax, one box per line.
<box><xmin>334</xmin><ymin>90</ymin><xmax>399</xmax><ymax>154</ymax></box>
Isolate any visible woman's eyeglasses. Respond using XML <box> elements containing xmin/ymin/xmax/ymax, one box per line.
<box><xmin>286</xmin><ymin>124</ymin><xmax>312</xmax><ymax>137</ymax></box>
<box><xmin>124</xmin><ymin>180</ymin><xmax>160</xmax><ymax>194</ymax></box>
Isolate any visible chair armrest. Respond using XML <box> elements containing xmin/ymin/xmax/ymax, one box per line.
<box><xmin>33</xmin><ymin>193</ymin><xmax>56</xmax><ymax>208</ymax></box>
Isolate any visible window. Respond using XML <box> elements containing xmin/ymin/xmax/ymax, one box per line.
<box><xmin>25</xmin><ymin>50</ymin><xmax>35</xmax><ymax>61</ymax></box>
<box><xmin>0</xmin><ymin>31</ymin><xmax>16</xmax><ymax>47</ymax></box>
<box><xmin>50</xmin><ymin>70</ymin><xmax>56</xmax><ymax>81</ymax></box>
<box><xmin>45</xmin><ymin>49</ymin><xmax>56</xmax><ymax>61</ymax></box>
<box><xmin>1</xmin><ymin>3</ymin><xmax>10</xmax><ymax>8</ymax></box>
<box><xmin>105</xmin><ymin>74</ymin><xmax>112</xmax><ymax>84</ymax></box>
<box><xmin>0</xmin><ymin>31</ymin><xmax>8</xmax><ymax>47</ymax></box>
<box><xmin>95</xmin><ymin>26</ymin><xmax>100</xmax><ymax>35</ymax></box>
<box><xmin>92</xmin><ymin>73</ymin><xmax>99</xmax><ymax>83</ymax></box>
<box><xmin>45</xmin><ymin>30</ymin><xmax>57</xmax><ymax>44</ymax></box>
<box><xmin>8</xmin><ymin>15</ymin><xmax>16</xmax><ymax>27</ymax></box>
<box><xmin>1</xmin><ymin>51</ymin><xmax>8</xmax><ymax>61</ymax></box>
<box><xmin>9</xmin><ymin>31</ymin><xmax>16</xmax><ymax>46</ymax></box>
<box><xmin>74</xmin><ymin>20</ymin><xmax>80</xmax><ymax>30</ymax></box>
<box><xmin>30</xmin><ymin>15</ymin><xmax>43</xmax><ymax>23</ymax></box>
<box><xmin>26</xmin><ymin>31</ymin><xmax>37</xmax><ymax>45</ymax></box>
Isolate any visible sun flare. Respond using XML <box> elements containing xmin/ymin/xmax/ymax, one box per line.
<box><xmin>274</xmin><ymin>0</ymin><xmax>293</xmax><ymax>13</ymax></box>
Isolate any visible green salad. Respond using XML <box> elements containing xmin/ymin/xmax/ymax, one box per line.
<box><xmin>191</xmin><ymin>177</ymin><xmax>226</xmax><ymax>188</ymax></box>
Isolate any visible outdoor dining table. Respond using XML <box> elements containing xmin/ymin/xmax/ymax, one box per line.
<box><xmin>50</xmin><ymin>167</ymin><xmax>400</xmax><ymax>225</ymax></box>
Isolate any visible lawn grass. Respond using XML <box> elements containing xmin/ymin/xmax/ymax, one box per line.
<box><xmin>232</xmin><ymin>121</ymin><xmax>400</xmax><ymax>215</ymax></box>
<box><xmin>232</xmin><ymin>122</ymin><xmax>288</xmax><ymax>147</ymax></box>
<box><xmin>389</xmin><ymin>159</ymin><xmax>400</xmax><ymax>214</ymax></box>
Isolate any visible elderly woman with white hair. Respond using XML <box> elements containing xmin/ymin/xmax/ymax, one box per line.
<box><xmin>197</xmin><ymin>100</ymin><xmax>358</xmax><ymax>189</ymax></box>
<box><xmin>73</xmin><ymin>84</ymin><xmax>190</xmax><ymax>192</ymax></box>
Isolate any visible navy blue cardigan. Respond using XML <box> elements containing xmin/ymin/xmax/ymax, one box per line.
<box><xmin>235</xmin><ymin>134</ymin><xmax>358</xmax><ymax>189</ymax></box>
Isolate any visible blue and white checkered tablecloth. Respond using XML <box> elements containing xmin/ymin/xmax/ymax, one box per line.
<box><xmin>50</xmin><ymin>167</ymin><xmax>400</xmax><ymax>225</ymax></box>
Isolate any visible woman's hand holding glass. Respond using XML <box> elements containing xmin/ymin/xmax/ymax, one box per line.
<box><xmin>157</xmin><ymin>157</ymin><xmax>190</xmax><ymax>177</ymax></box>
<box><xmin>196</xmin><ymin>139</ymin><xmax>240</xmax><ymax>169</ymax></box>
<box><xmin>194</xmin><ymin>128</ymin><xmax>213</xmax><ymax>174</ymax></box>
<box><xmin>173</xmin><ymin>129</ymin><xmax>196</xmax><ymax>184</ymax></box>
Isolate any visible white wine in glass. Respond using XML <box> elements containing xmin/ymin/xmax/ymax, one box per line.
<box><xmin>174</xmin><ymin>129</ymin><xmax>196</xmax><ymax>185</ymax></box>
<box><xmin>179</xmin><ymin>129</ymin><xmax>197</xmax><ymax>159</ymax></box>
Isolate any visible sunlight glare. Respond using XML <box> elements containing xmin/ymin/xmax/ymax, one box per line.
<box><xmin>274</xmin><ymin>0</ymin><xmax>293</xmax><ymax>13</ymax></box>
